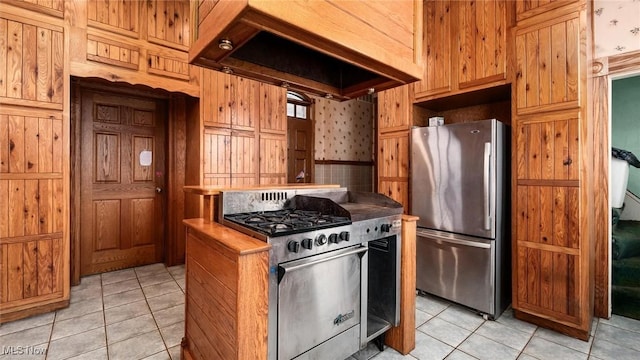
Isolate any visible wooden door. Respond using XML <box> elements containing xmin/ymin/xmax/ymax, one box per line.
<box><xmin>414</xmin><ymin>0</ymin><xmax>453</xmax><ymax>98</ymax></box>
<box><xmin>287</xmin><ymin>117</ymin><xmax>313</xmax><ymax>183</ymax></box>
<box><xmin>511</xmin><ymin>2</ymin><xmax>591</xmax><ymax>340</ymax></box>
<box><xmin>456</xmin><ymin>0</ymin><xmax>508</xmax><ymax>88</ymax></box>
<box><xmin>80</xmin><ymin>90</ymin><xmax>166</xmax><ymax>275</ymax></box>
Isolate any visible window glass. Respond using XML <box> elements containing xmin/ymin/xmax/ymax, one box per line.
<box><xmin>296</xmin><ymin>106</ymin><xmax>307</xmax><ymax>119</ymax></box>
<box><xmin>287</xmin><ymin>91</ymin><xmax>310</xmax><ymax>120</ymax></box>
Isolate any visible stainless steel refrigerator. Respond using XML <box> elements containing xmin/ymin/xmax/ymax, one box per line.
<box><xmin>410</xmin><ymin>118</ymin><xmax>510</xmax><ymax>319</ymax></box>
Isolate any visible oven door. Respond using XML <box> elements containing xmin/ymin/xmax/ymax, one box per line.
<box><xmin>277</xmin><ymin>245</ymin><xmax>366</xmax><ymax>360</ymax></box>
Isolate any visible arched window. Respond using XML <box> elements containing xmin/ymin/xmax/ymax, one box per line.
<box><xmin>287</xmin><ymin>91</ymin><xmax>311</xmax><ymax>119</ymax></box>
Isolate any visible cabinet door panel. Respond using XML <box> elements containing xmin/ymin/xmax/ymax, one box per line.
<box><xmin>514</xmin><ymin>11</ymin><xmax>581</xmax><ymax>114</ymax></box>
<box><xmin>457</xmin><ymin>0</ymin><xmax>507</xmax><ymax>87</ymax></box>
<box><xmin>414</xmin><ymin>0</ymin><xmax>452</xmax><ymax>98</ymax></box>
<box><xmin>203</xmin><ymin>128</ymin><xmax>231</xmax><ymax>185</ymax></box>
<box><xmin>516</xmin><ymin>118</ymin><xmax>579</xmax><ymax>181</ymax></box>
<box><xmin>378</xmin><ymin>85</ymin><xmax>412</xmax><ymax>132</ymax></box>
<box><xmin>515</xmin><ymin>185</ymin><xmax>579</xmax><ymax>247</ymax></box>
<box><xmin>515</xmin><ymin>245</ymin><xmax>579</xmax><ymax>322</ymax></box>
<box><xmin>378</xmin><ymin>180</ymin><xmax>408</xmax><ymax>212</ymax></box>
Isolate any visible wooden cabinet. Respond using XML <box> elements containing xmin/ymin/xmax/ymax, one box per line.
<box><xmin>415</xmin><ymin>0</ymin><xmax>513</xmax><ymax>102</ymax></box>
<box><xmin>67</xmin><ymin>0</ymin><xmax>199</xmax><ymax>97</ymax></box>
<box><xmin>514</xmin><ymin>9</ymin><xmax>581</xmax><ymax>115</ymax></box>
<box><xmin>515</xmin><ymin>0</ymin><xmax>579</xmax><ymax>22</ymax></box>
<box><xmin>0</xmin><ymin>5</ymin><xmax>69</xmax><ymax>322</ymax></box>
<box><xmin>182</xmin><ymin>219</ymin><xmax>269</xmax><ymax>360</ymax></box>
<box><xmin>511</xmin><ymin>0</ymin><xmax>592</xmax><ymax>340</ymax></box>
<box><xmin>201</xmin><ymin>70</ymin><xmax>286</xmax><ymax>187</ymax></box>
<box><xmin>191</xmin><ymin>0</ymin><xmax>422</xmax><ymax>100</ymax></box>
<box><xmin>456</xmin><ymin>0</ymin><xmax>509</xmax><ymax>89</ymax></box>
<box><xmin>414</xmin><ymin>0</ymin><xmax>453</xmax><ymax>98</ymax></box>
<box><xmin>377</xmin><ymin>85</ymin><xmax>412</xmax><ymax>210</ymax></box>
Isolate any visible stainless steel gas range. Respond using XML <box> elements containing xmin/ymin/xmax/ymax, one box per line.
<box><xmin>218</xmin><ymin>187</ymin><xmax>403</xmax><ymax>360</ymax></box>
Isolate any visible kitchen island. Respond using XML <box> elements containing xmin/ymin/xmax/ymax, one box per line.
<box><xmin>181</xmin><ymin>184</ymin><xmax>418</xmax><ymax>359</ymax></box>
<box><xmin>181</xmin><ymin>218</ymin><xmax>270</xmax><ymax>360</ymax></box>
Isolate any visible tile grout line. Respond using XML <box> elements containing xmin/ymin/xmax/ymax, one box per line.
<box><xmin>137</xmin><ymin>266</ymin><xmax>172</xmax><ymax>360</ymax></box>
<box><xmin>102</xmin><ymin>273</ymin><xmax>109</xmax><ymax>360</ymax></box>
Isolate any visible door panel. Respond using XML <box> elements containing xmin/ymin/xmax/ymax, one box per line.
<box><xmin>80</xmin><ymin>90</ymin><xmax>165</xmax><ymax>275</ymax></box>
<box><xmin>411</xmin><ymin>121</ymin><xmax>495</xmax><ymax>238</ymax></box>
<box><xmin>287</xmin><ymin>117</ymin><xmax>313</xmax><ymax>183</ymax></box>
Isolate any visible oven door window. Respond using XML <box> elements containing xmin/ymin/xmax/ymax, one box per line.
<box><xmin>277</xmin><ymin>246</ymin><xmax>365</xmax><ymax>360</ymax></box>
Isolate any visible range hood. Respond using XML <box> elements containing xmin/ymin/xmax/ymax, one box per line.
<box><xmin>189</xmin><ymin>0</ymin><xmax>423</xmax><ymax>101</ymax></box>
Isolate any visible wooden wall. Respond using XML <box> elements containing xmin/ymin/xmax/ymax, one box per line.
<box><xmin>66</xmin><ymin>0</ymin><xmax>199</xmax><ymax>96</ymax></box>
<box><xmin>1</xmin><ymin>3</ymin><xmax>70</xmax><ymax>322</ymax></box>
<box><xmin>1</xmin><ymin>0</ymin><xmax>289</xmax><ymax>322</ymax></box>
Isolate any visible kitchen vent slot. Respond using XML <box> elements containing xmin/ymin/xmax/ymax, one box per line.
<box><xmin>261</xmin><ymin>192</ymin><xmax>287</xmax><ymax>201</ymax></box>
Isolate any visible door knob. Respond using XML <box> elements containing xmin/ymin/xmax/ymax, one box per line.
<box><xmin>155</xmin><ymin>187</ymin><xmax>162</xmax><ymax>193</ymax></box>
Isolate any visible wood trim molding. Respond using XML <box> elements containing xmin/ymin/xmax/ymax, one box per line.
<box><xmin>591</xmin><ymin>48</ymin><xmax>640</xmax><ymax>319</ymax></box>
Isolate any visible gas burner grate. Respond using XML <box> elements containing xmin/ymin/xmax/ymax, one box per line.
<box><xmin>224</xmin><ymin>209</ymin><xmax>352</xmax><ymax>236</ymax></box>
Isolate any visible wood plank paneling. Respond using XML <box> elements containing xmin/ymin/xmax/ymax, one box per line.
<box><xmin>86</xmin><ymin>35</ymin><xmax>140</xmax><ymax>70</ymax></box>
<box><xmin>259</xmin><ymin>82</ymin><xmax>286</xmax><ymax>134</ymax></box>
<box><xmin>259</xmin><ymin>133</ymin><xmax>286</xmax><ymax>184</ymax></box>
<box><xmin>515</xmin><ymin>11</ymin><xmax>581</xmax><ymax>114</ymax></box>
<box><xmin>87</xmin><ymin>0</ymin><xmax>139</xmax><ymax>37</ymax></box>
<box><xmin>147</xmin><ymin>0</ymin><xmax>191</xmax><ymax>51</ymax></box>
<box><xmin>36</xmin><ymin>238</ymin><xmax>52</xmax><ymax>296</ymax></box>
<box><xmin>516</xmin><ymin>117</ymin><xmax>579</xmax><ymax>181</ymax></box>
<box><xmin>147</xmin><ymin>52</ymin><xmax>190</xmax><ymax>81</ymax></box>
<box><xmin>0</xmin><ymin>15</ymin><xmax>63</xmax><ymax>106</ymax></box>
<box><xmin>379</xmin><ymin>133</ymin><xmax>409</xmax><ymax>179</ymax></box>
<box><xmin>38</xmin><ymin>179</ymin><xmax>52</xmax><ymax>234</ymax></box>
<box><xmin>231</xmin><ymin>129</ymin><xmax>257</xmax><ymax>184</ymax></box>
<box><xmin>22</xmin><ymin>241</ymin><xmax>37</xmax><ymax>298</ymax></box>
<box><xmin>379</xmin><ymin>85</ymin><xmax>411</xmax><ymax>133</ymax></box>
<box><xmin>0</xmin><ymin>19</ymin><xmax>6</xmax><ymax>99</ymax></box>
<box><xmin>6</xmin><ymin>243</ymin><xmax>24</xmax><ymax>301</ymax></box>
<box><xmin>415</xmin><ymin>0</ymin><xmax>452</xmax><ymax>97</ymax></box>
<box><xmin>457</xmin><ymin>0</ymin><xmax>507</xmax><ymax>87</ymax></box>
<box><xmin>516</xmin><ymin>185</ymin><xmax>579</xmax><ymax>248</ymax></box>
<box><xmin>184</xmin><ymin>221</ymin><xmax>269</xmax><ymax>360</ymax></box>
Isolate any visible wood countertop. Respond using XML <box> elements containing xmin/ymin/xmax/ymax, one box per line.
<box><xmin>183</xmin><ymin>183</ymin><xmax>341</xmax><ymax>196</ymax></box>
<box><xmin>183</xmin><ymin>218</ymin><xmax>270</xmax><ymax>255</ymax></box>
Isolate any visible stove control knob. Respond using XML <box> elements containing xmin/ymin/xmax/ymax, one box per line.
<box><xmin>381</xmin><ymin>223</ymin><xmax>392</xmax><ymax>233</ymax></box>
<box><xmin>315</xmin><ymin>234</ymin><xmax>327</xmax><ymax>246</ymax></box>
<box><xmin>339</xmin><ymin>231</ymin><xmax>350</xmax><ymax>242</ymax></box>
<box><xmin>329</xmin><ymin>233</ymin><xmax>339</xmax><ymax>244</ymax></box>
<box><xmin>287</xmin><ymin>240</ymin><xmax>300</xmax><ymax>253</ymax></box>
<box><xmin>301</xmin><ymin>238</ymin><xmax>313</xmax><ymax>250</ymax></box>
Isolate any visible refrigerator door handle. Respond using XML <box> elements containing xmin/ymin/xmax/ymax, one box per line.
<box><xmin>417</xmin><ymin>230</ymin><xmax>491</xmax><ymax>249</ymax></box>
<box><xmin>483</xmin><ymin>142</ymin><xmax>492</xmax><ymax>231</ymax></box>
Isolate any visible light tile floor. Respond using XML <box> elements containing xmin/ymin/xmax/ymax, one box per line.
<box><xmin>2</xmin><ymin>263</ymin><xmax>640</xmax><ymax>360</ymax></box>
<box><xmin>0</xmin><ymin>263</ymin><xmax>185</xmax><ymax>360</ymax></box>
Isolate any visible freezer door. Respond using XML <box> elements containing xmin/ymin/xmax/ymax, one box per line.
<box><xmin>411</xmin><ymin>119</ymin><xmax>498</xmax><ymax>239</ymax></box>
<box><xmin>416</xmin><ymin>229</ymin><xmax>495</xmax><ymax>316</ymax></box>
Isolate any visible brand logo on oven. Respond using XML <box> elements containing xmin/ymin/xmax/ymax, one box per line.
<box><xmin>333</xmin><ymin>310</ymin><xmax>355</xmax><ymax>326</ymax></box>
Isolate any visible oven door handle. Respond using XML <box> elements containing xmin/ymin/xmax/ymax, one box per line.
<box><xmin>277</xmin><ymin>246</ymin><xmax>367</xmax><ymax>283</ymax></box>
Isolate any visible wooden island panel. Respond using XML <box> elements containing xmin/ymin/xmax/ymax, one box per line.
<box><xmin>182</xmin><ymin>218</ymin><xmax>270</xmax><ymax>360</ymax></box>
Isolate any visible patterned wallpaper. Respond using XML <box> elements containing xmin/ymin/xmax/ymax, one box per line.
<box><xmin>594</xmin><ymin>0</ymin><xmax>640</xmax><ymax>58</ymax></box>
<box><xmin>313</xmin><ymin>96</ymin><xmax>374</xmax><ymax>161</ymax></box>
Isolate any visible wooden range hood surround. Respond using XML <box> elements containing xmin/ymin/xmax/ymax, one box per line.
<box><xmin>190</xmin><ymin>0</ymin><xmax>423</xmax><ymax>100</ymax></box>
